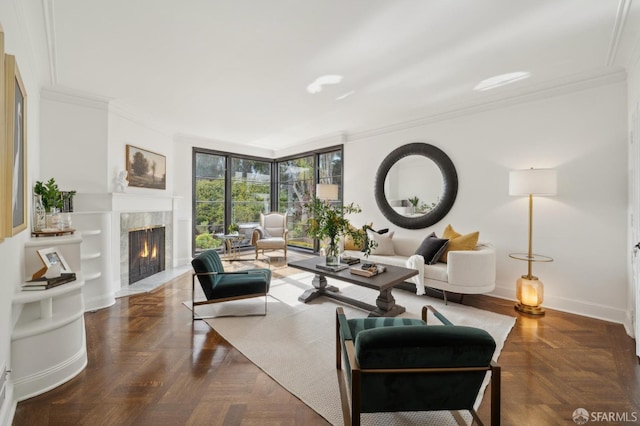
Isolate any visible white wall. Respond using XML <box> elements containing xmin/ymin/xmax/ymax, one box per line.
<box><xmin>627</xmin><ymin>51</ymin><xmax>640</xmax><ymax>343</ymax></box>
<box><xmin>40</xmin><ymin>91</ymin><xmax>109</xmax><ymax>192</ymax></box>
<box><xmin>343</xmin><ymin>81</ymin><xmax>628</xmax><ymax>324</ymax></box>
<box><xmin>0</xmin><ymin>1</ymin><xmax>49</xmax><ymax>424</ymax></box>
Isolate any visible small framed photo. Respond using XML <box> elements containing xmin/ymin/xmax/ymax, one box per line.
<box><xmin>37</xmin><ymin>247</ymin><xmax>72</xmax><ymax>273</ymax></box>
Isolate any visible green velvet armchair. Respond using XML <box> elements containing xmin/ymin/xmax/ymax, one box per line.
<box><xmin>335</xmin><ymin>305</ymin><xmax>501</xmax><ymax>426</ymax></box>
<box><xmin>191</xmin><ymin>249</ymin><xmax>271</xmax><ymax>321</ymax></box>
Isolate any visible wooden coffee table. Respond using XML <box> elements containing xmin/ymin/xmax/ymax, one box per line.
<box><xmin>288</xmin><ymin>257</ymin><xmax>418</xmax><ymax>317</ymax></box>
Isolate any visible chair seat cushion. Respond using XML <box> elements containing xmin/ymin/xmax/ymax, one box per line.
<box><xmin>210</xmin><ymin>269</ymin><xmax>271</xmax><ymax>299</ymax></box>
<box><xmin>255</xmin><ymin>237</ymin><xmax>285</xmax><ymax>249</ymax></box>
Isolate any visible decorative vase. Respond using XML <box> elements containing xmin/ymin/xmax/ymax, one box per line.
<box><xmin>33</xmin><ymin>195</ymin><xmax>46</xmax><ymax>232</ymax></box>
<box><xmin>325</xmin><ymin>236</ymin><xmax>340</xmax><ymax>267</ymax></box>
<box><xmin>46</xmin><ymin>208</ymin><xmax>61</xmax><ymax>229</ymax></box>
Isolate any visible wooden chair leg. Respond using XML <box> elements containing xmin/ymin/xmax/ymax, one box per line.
<box><xmin>491</xmin><ymin>361</ymin><xmax>501</xmax><ymax>426</ymax></box>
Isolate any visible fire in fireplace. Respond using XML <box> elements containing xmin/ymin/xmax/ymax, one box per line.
<box><xmin>129</xmin><ymin>225</ymin><xmax>166</xmax><ymax>284</ymax></box>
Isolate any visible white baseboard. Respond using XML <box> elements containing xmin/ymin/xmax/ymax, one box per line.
<box><xmin>490</xmin><ymin>284</ymin><xmax>629</xmax><ymax>325</ymax></box>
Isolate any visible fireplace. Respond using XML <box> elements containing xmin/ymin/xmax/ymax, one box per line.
<box><xmin>128</xmin><ymin>225</ymin><xmax>166</xmax><ymax>284</ymax></box>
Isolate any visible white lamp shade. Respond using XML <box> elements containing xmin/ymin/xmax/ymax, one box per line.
<box><xmin>316</xmin><ymin>183</ymin><xmax>339</xmax><ymax>200</ymax></box>
<box><xmin>509</xmin><ymin>169</ymin><xmax>557</xmax><ymax>196</ymax></box>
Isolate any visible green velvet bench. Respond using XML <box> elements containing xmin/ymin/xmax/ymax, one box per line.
<box><xmin>335</xmin><ymin>305</ymin><xmax>500</xmax><ymax>426</ymax></box>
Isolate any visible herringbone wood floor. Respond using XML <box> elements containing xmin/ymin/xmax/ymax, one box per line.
<box><xmin>13</xmin><ymin>252</ymin><xmax>640</xmax><ymax>425</ymax></box>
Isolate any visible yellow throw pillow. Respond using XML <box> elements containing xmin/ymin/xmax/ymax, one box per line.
<box><xmin>439</xmin><ymin>224</ymin><xmax>479</xmax><ymax>263</ymax></box>
<box><xmin>343</xmin><ymin>223</ymin><xmax>370</xmax><ymax>251</ymax></box>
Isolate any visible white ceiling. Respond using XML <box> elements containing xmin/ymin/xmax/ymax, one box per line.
<box><xmin>44</xmin><ymin>0</ymin><xmax>640</xmax><ymax>150</ymax></box>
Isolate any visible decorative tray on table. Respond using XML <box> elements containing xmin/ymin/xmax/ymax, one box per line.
<box><xmin>349</xmin><ymin>264</ymin><xmax>386</xmax><ymax>277</ymax></box>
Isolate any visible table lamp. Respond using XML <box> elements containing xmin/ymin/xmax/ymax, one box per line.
<box><xmin>316</xmin><ymin>183</ymin><xmax>339</xmax><ymax>201</ymax></box>
<box><xmin>509</xmin><ymin>167</ymin><xmax>557</xmax><ymax>315</ymax></box>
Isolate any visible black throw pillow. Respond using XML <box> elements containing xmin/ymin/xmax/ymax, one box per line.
<box><xmin>415</xmin><ymin>232</ymin><xmax>449</xmax><ymax>265</ymax></box>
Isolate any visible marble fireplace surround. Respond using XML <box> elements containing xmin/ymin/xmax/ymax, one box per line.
<box><xmin>73</xmin><ymin>192</ymin><xmax>180</xmax><ymax>292</ymax></box>
<box><xmin>120</xmin><ymin>211</ymin><xmax>172</xmax><ymax>286</ymax></box>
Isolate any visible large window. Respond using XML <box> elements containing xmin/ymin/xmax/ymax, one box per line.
<box><xmin>193</xmin><ymin>150</ymin><xmax>271</xmax><ymax>253</ymax></box>
<box><xmin>277</xmin><ymin>155</ymin><xmax>315</xmax><ymax>249</ymax></box>
<box><xmin>193</xmin><ymin>146</ymin><xmax>342</xmax><ymax>255</ymax></box>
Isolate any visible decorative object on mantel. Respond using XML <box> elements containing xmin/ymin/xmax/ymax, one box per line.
<box><xmin>303</xmin><ymin>184</ymin><xmax>370</xmax><ymax>267</ymax></box>
<box><xmin>126</xmin><ymin>144</ymin><xmax>167</xmax><ymax>190</ymax></box>
<box><xmin>114</xmin><ymin>169</ymin><xmax>129</xmax><ymax>192</ymax></box>
<box><xmin>508</xmin><ymin>167</ymin><xmax>557</xmax><ymax>316</ymax></box>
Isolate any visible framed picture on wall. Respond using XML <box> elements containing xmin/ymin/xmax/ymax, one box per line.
<box><xmin>126</xmin><ymin>144</ymin><xmax>166</xmax><ymax>190</ymax></box>
<box><xmin>0</xmin><ymin>25</ymin><xmax>6</xmax><ymax>242</ymax></box>
<box><xmin>4</xmin><ymin>54</ymin><xmax>27</xmax><ymax>236</ymax></box>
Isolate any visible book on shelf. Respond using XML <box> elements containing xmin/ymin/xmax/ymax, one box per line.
<box><xmin>315</xmin><ymin>263</ymin><xmax>349</xmax><ymax>272</ymax></box>
<box><xmin>349</xmin><ymin>265</ymin><xmax>386</xmax><ymax>277</ymax></box>
<box><xmin>23</xmin><ymin>272</ymin><xmax>77</xmax><ymax>291</ymax></box>
<box><xmin>340</xmin><ymin>256</ymin><xmax>360</xmax><ymax>265</ymax></box>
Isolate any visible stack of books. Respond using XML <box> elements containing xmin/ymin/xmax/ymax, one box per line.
<box><xmin>22</xmin><ymin>272</ymin><xmax>77</xmax><ymax>291</ymax></box>
<box><xmin>316</xmin><ymin>263</ymin><xmax>349</xmax><ymax>272</ymax></box>
<box><xmin>340</xmin><ymin>256</ymin><xmax>360</xmax><ymax>265</ymax></box>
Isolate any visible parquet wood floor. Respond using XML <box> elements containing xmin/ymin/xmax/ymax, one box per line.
<box><xmin>13</xmin><ymin>252</ymin><xmax>640</xmax><ymax>425</ymax></box>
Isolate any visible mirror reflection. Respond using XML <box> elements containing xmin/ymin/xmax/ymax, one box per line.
<box><xmin>374</xmin><ymin>142</ymin><xmax>457</xmax><ymax>230</ymax></box>
<box><xmin>384</xmin><ymin>156</ymin><xmax>443</xmax><ymax>217</ymax></box>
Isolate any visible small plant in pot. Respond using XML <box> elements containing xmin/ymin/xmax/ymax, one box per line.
<box><xmin>34</xmin><ymin>178</ymin><xmax>75</xmax><ymax>229</ymax></box>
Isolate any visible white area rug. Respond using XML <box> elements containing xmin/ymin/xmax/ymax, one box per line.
<box><xmin>188</xmin><ymin>272</ymin><xmax>515</xmax><ymax>425</ymax></box>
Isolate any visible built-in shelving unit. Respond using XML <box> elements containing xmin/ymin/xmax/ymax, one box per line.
<box><xmin>11</xmin><ymin>234</ymin><xmax>87</xmax><ymax>401</ymax></box>
<box><xmin>71</xmin><ymin>212</ymin><xmax>114</xmax><ymax>311</ymax></box>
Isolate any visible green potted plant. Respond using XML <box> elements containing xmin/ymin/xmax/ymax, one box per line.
<box><xmin>303</xmin><ymin>197</ymin><xmax>371</xmax><ymax>266</ymax></box>
<box><xmin>34</xmin><ymin>178</ymin><xmax>64</xmax><ymax>212</ymax></box>
<box><xmin>408</xmin><ymin>196</ymin><xmax>419</xmax><ymax>214</ymax></box>
<box><xmin>34</xmin><ymin>178</ymin><xmax>76</xmax><ymax>229</ymax></box>
<box><xmin>228</xmin><ymin>223</ymin><xmax>240</xmax><ymax>234</ymax></box>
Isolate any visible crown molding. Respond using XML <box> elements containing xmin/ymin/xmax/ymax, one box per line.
<box><xmin>174</xmin><ymin>133</ymin><xmax>274</xmax><ymax>158</ymax></box>
<box><xmin>41</xmin><ymin>86</ymin><xmax>111</xmax><ymax>110</ymax></box>
<box><xmin>347</xmin><ymin>68</ymin><xmax>627</xmax><ymax>142</ymax></box>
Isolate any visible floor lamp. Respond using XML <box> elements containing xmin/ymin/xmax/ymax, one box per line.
<box><xmin>509</xmin><ymin>168</ymin><xmax>557</xmax><ymax>315</ymax></box>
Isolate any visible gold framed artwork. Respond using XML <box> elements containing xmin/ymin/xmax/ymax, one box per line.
<box><xmin>126</xmin><ymin>144</ymin><xmax>166</xmax><ymax>189</ymax></box>
<box><xmin>4</xmin><ymin>54</ymin><xmax>27</xmax><ymax>236</ymax></box>
<box><xmin>0</xmin><ymin>24</ymin><xmax>6</xmax><ymax>242</ymax></box>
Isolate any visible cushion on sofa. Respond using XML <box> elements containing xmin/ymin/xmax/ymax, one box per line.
<box><xmin>344</xmin><ymin>223</ymin><xmax>367</xmax><ymax>251</ymax></box>
<box><xmin>366</xmin><ymin>230</ymin><xmax>396</xmax><ymax>255</ymax></box>
<box><xmin>439</xmin><ymin>224</ymin><xmax>479</xmax><ymax>263</ymax></box>
<box><xmin>415</xmin><ymin>232</ymin><xmax>449</xmax><ymax>265</ymax></box>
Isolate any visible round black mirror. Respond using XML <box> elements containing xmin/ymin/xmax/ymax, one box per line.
<box><xmin>374</xmin><ymin>143</ymin><xmax>458</xmax><ymax>229</ymax></box>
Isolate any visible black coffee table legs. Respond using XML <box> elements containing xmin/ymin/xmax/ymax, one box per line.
<box><xmin>297</xmin><ymin>274</ymin><xmax>406</xmax><ymax>317</ymax></box>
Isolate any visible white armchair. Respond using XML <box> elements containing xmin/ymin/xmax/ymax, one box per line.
<box><xmin>251</xmin><ymin>212</ymin><xmax>289</xmax><ymax>260</ymax></box>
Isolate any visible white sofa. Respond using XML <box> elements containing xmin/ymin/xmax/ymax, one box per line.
<box><xmin>342</xmin><ymin>235</ymin><xmax>496</xmax><ymax>303</ymax></box>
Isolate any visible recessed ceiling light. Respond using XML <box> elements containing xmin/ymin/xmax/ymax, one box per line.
<box><xmin>307</xmin><ymin>74</ymin><xmax>343</xmax><ymax>94</ymax></box>
<box><xmin>335</xmin><ymin>90</ymin><xmax>355</xmax><ymax>100</ymax></box>
<box><xmin>473</xmin><ymin>71</ymin><xmax>531</xmax><ymax>91</ymax></box>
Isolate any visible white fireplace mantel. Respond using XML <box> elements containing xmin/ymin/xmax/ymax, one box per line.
<box><xmin>74</xmin><ymin>192</ymin><xmax>181</xmax><ymax>213</ymax></box>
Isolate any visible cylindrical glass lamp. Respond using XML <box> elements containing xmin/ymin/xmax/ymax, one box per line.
<box><xmin>515</xmin><ymin>276</ymin><xmax>545</xmax><ymax>315</ymax></box>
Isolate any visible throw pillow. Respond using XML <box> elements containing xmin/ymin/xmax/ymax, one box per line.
<box><xmin>439</xmin><ymin>224</ymin><xmax>479</xmax><ymax>263</ymax></box>
<box><xmin>344</xmin><ymin>224</ymin><xmax>366</xmax><ymax>251</ymax></box>
<box><xmin>415</xmin><ymin>232</ymin><xmax>449</xmax><ymax>265</ymax></box>
<box><xmin>366</xmin><ymin>230</ymin><xmax>396</xmax><ymax>256</ymax></box>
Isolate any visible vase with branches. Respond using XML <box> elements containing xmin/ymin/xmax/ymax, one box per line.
<box><xmin>303</xmin><ymin>197</ymin><xmax>369</xmax><ymax>266</ymax></box>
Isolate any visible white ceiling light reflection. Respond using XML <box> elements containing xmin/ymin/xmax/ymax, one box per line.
<box><xmin>307</xmin><ymin>74</ymin><xmax>344</xmax><ymax>94</ymax></box>
<box><xmin>474</xmin><ymin>71</ymin><xmax>531</xmax><ymax>91</ymax></box>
